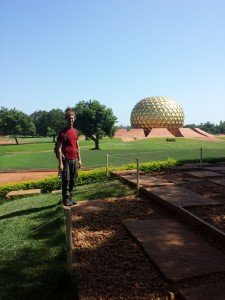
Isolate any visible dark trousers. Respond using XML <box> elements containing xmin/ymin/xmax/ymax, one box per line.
<box><xmin>61</xmin><ymin>159</ymin><xmax>78</xmax><ymax>201</ymax></box>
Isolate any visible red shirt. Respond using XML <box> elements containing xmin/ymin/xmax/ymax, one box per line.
<box><xmin>57</xmin><ymin>128</ymin><xmax>79</xmax><ymax>160</ymax></box>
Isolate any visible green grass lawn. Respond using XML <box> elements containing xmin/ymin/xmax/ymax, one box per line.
<box><xmin>0</xmin><ymin>179</ymin><xmax>134</xmax><ymax>300</ymax></box>
<box><xmin>0</xmin><ymin>137</ymin><xmax>225</xmax><ymax>171</ymax></box>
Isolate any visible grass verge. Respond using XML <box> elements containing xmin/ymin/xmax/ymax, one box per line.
<box><xmin>0</xmin><ymin>179</ymin><xmax>135</xmax><ymax>300</ymax></box>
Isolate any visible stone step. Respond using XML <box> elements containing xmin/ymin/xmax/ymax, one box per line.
<box><xmin>208</xmin><ymin>178</ymin><xmax>225</xmax><ymax>187</ymax></box>
<box><xmin>51</xmin><ymin>189</ymin><xmax>62</xmax><ymax>194</ymax></box>
<box><xmin>205</xmin><ymin>166</ymin><xmax>225</xmax><ymax>173</ymax></box>
<box><xmin>184</xmin><ymin>170</ymin><xmax>224</xmax><ymax>178</ymax></box>
<box><xmin>71</xmin><ymin>199</ymin><xmax>106</xmax><ymax>215</ymax></box>
<box><xmin>123</xmin><ymin>219</ymin><xmax>225</xmax><ymax>283</ymax></box>
<box><xmin>121</xmin><ymin>174</ymin><xmax>174</xmax><ymax>187</ymax></box>
<box><xmin>6</xmin><ymin>189</ymin><xmax>41</xmax><ymax>199</ymax></box>
<box><xmin>141</xmin><ymin>185</ymin><xmax>220</xmax><ymax>210</ymax></box>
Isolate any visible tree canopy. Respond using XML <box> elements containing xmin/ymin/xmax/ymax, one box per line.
<box><xmin>184</xmin><ymin>121</ymin><xmax>225</xmax><ymax>134</ymax></box>
<box><xmin>0</xmin><ymin>107</ymin><xmax>36</xmax><ymax>144</ymax></box>
<box><xmin>30</xmin><ymin>109</ymin><xmax>65</xmax><ymax>140</ymax></box>
<box><xmin>74</xmin><ymin>100</ymin><xmax>117</xmax><ymax>149</ymax></box>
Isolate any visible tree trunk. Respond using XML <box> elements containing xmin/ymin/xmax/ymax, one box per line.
<box><xmin>14</xmin><ymin>136</ymin><xmax>19</xmax><ymax>145</ymax></box>
<box><xmin>95</xmin><ymin>138</ymin><xmax>100</xmax><ymax>150</ymax></box>
<box><xmin>90</xmin><ymin>135</ymin><xmax>100</xmax><ymax>150</ymax></box>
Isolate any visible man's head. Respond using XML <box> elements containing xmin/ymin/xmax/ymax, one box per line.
<box><xmin>65</xmin><ymin>107</ymin><xmax>76</xmax><ymax>128</ymax></box>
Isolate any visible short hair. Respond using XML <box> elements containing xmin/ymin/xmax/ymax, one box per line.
<box><xmin>65</xmin><ymin>107</ymin><xmax>75</xmax><ymax>118</ymax></box>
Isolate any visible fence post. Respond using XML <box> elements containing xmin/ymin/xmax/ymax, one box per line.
<box><xmin>136</xmin><ymin>157</ymin><xmax>140</xmax><ymax>196</ymax></box>
<box><xmin>64</xmin><ymin>207</ymin><xmax>73</xmax><ymax>275</ymax></box>
<box><xmin>106</xmin><ymin>153</ymin><xmax>109</xmax><ymax>177</ymax></box>
<box><xmin>200</xmin><ymin>147</ymin><xmax>203</xmax><ymax>166</ymax></box>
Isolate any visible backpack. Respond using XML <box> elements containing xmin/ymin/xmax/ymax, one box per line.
<box><xmin>54</xmin><ymin>141</ymin><xmax>59</xmax><ymax>159</ymax></box>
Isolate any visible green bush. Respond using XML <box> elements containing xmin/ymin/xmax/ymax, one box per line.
<box><xmin>1</xmin><ymin>156</ymin><xmax>224</xmax><ymax>200</ymax></box>
<box><xmin>139</xmin><ymin>158</ymin><xmax>178</xmax><ymax>172</ymax></box>
<box><xmin>166</xmin><ymin>137</ymin><xmax>176</xmax><ymax>142</ymax></box>
<box><xmin>0</xmin><ymin>168</ymin><xmax>108</xmax><ymax>199</ymax></box>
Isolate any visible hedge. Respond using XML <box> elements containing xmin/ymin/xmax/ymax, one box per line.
<box><xmin>0</xmin><ymin>157</ymin><xmax>224</xmax><ymax>200</ymax></box>
<box><xmin>0</xmin><ymin>168</ymin><xmax>107</xmax><ymax>199</ymax></box>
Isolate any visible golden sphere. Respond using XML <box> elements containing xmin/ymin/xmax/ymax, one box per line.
<box><xmin>130</xmin><ymin>96</ymin><xmax>184</xmax><ymax>133</ymax></box>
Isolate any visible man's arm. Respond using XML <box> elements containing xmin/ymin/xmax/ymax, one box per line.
<box><xmin>77</xmin><ymin>140</ymin><xmax>82</xmax><ymax>168</ymax></box>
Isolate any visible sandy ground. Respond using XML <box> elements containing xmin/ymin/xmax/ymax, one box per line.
<box><xmin>0</xmin><ymin>171</ymin><xmax>57</xmax><ymax>185</ymax></box>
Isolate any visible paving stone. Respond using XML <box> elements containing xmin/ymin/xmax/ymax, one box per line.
<box><xmin>121</xmin><ymin>174</ymin><xmax>174</xmax><ymax>187</ymax></box>
<box><xmin>123</xmin><ymin>219</ymin><xmax>225</xmax><ymax>282</ymax></box>
<box><xmin>51</xmin><ymin>189</ymin><xmax>61</xmax><ymax>194</ymax></box>
<box><xmin>110</xmin><ymin>169</ymin><xmax>144</xmax><ymax>176</ymax></box>
<box><xmin>205</xmin><ymin>166</ymin><xmax>225</xmax><ymax>172</ymax></box>
<box><xmin>168</xmin><ymin>163</ymin><xmax>212</xmax><ymax>172</ymax></box>
<box><xmin>183</xmin><ymin>177</ymin><xmax>202</xmax><ymax>183</ymax></box>
<box><xmin>184</xmin><ymin>171</ymin><xmax>224</xmax><ymax>178</ymax></box>
<box><xmin>6</xmin><ymin>189</ymin><xmax>41</xmax><ymax>199</ymax></box>
<box><xmin>208</xmin><ymin>178</ymin><xmax>225</xmax><ymax>187</ymax></box>
<box><xmin>72</xmin><ymin>199</ymin><xmax>106</xmax><ymax>214</ymax></box>
<box><xmin>179</xmin><ymin>282</ymin><xmax>225</xmax><ymax>300</ymax></box>
<box><xmin>141</xmin><ymin>185</ymin><xmax>220</xmax><ymax>208</ymax></box>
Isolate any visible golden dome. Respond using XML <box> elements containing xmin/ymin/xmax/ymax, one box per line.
<box><xmin>130</xmin><ymin>96</ymin><xmax>184</xmax><ymax>134</ymax></box>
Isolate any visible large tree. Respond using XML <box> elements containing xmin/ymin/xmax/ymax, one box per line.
<box><xmin>0</xmin><ymin>107</ymin><xmax>36</xmax><ymax>144</ymax></box>
<box><xmin>31</xmin><ymin>109</ymin><xmax>65</xmax><ymax>141</ymax></box>
<box><xmin>74</xmin><ymin>100</ymin><xmax>117</xmax><ymax>150</ymax></box>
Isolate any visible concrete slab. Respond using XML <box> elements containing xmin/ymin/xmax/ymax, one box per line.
<box><xmin>6</xmin><ymin>189</ymin><xmax>41</xmax><ymax>199</ymax></box>
<box><xmin>71</xmin><ymin>199</ymin><xmax>106</xmax><ymax>214</ymax></box>
<box><xmin>124</xmin><ymin>219</ymin><xmax>225</xmax><ymax>282</ymax></box>
<box><xmin>205</xmin><ymin>166</ymin><xmax>225</xmax><ymax>172</ymax></box>
<box><xmin>184</xmin><ymin>171</ymin><xmax>224</xmax><ymax>178</ymax></box>
<box><xmin>110</xmin><ymin>169</ymin><xmax>144</xmax><ymax>176</ymax></box>
<box><xmin>121</xmin><ymin>174</ymin><xmax>174</xmax><ymax>187</ymax></box>
<box><xmin>183</xmin><ymin>177</ymin><xmax>202</xmax><ymax>183</ymax></box>
<box><xmin>51</xmin><ymin>189</ymin><xmax>61</xmax><ymax>194</ymax></box>
<box><xmin>179</xmin><ymin>282</ymin><xmax>225</xmax><ymax>300</ymax></box>
<box><xmin>141</xmin><ymin>185</ymin><xmax>220</xmax><ymax>208</ymax></box>
<box><xmin>208</xmin><ymin>178</ymin><xmax>225</xmax><ymax>187</ymax></box>
<box><xmin>168</xmin><ymin>163</ymin><xmax>211</xmax><ymax>172</ymax></box>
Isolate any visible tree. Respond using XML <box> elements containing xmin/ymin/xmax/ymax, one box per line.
<box><xmin>184</xmin><ymin>123</ymin><xmax>197</xmax><ymax>128</ymax></box>
<box><xmin>0</xmin><ymin>107</ymin><xmax>36</xmax><ymax>144</ymax></box>
<box><xmin>31</xmin><ymin>109</ymin><xmax>65</xmax><ymax>140</ymax></box>
<box><xmin>199</xmin><ymin>121</ymin><xmax>219</xmax><ymax>134</ymax></box>
<box><xmin>30</xmin><ymin>110</ymin><xmax>48</xmax><ymax>136</ymax></box>
<box><xmin>218</xmin><ymin>121</ymin><xmax>225</xmax><ymax>134</ymax></box>
<box><xmin>74</xmin><ymin>100</ymin><xmax>117</xmax><ymax>150</ymax></box>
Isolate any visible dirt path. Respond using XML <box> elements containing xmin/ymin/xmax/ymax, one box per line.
<box><xmin>0</xmin><ymin>170</ymin><xmax>57</xmax><ymax>185</ymax></box>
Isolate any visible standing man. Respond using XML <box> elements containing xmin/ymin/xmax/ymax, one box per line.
<box><xmin>57</xmin><ymin>107</ymin><xmax>82</xmax><ymax>206</ymax></box>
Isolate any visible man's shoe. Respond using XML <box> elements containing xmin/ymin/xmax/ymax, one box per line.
<box><xmin>70</xmin><ymin>198</ymin><xmax>77</xmax><ymax>205</ymax></box>
<box><xmin>64</xmin><ymin>199</ymin><xmax>74</xmax><ymax>206</ymax></box>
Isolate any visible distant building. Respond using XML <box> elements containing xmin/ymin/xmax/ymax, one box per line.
<box><xmin>130</xmin><ymin>96</ymin><xmax>184</xmax><ymax>136</ymax></box>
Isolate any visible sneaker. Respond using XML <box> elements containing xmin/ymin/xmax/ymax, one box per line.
<box><xmin>64</xmin><ymin>199</ymin><xmax>74</xmax><ymax>206</ymax></box>
<box><xmin>70</xmin><ymin>198</ymin><xmax>77</xmax><ymax>205</ymax></box>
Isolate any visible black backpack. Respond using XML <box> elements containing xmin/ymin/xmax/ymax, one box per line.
<box><xmin>53</xmin><ymin>141</ymin><xmax>59</xmax><ymax>159</ymax></box>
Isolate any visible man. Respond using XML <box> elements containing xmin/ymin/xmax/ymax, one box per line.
<box><xmin>57</xmin><ymin>107</ymin><xmax>82</xmax><ymax>206</ymax></box>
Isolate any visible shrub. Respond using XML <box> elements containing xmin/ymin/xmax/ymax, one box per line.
<box><xmin>166</xmin><ymin>138</ymin><xmax>176</xmax><ymax>142</ymax></box>
<box><xmin>139</xmin><ymin>158</ymin><xmax>178</xmax><ymax>172</ymax></box>
<box><xmin>0</xmin><ymin>168</ymin><xmax>108</xmax><ymax>200</ymax></box>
